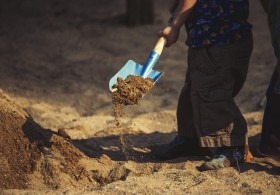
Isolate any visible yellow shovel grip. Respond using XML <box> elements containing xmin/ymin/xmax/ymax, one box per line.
<box><xmin>153</xmin><ymin>37</ymin><xmax>167</xmax><ymax>56</ymax></box>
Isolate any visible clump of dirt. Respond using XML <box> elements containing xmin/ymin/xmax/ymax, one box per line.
<box><xmin>112</xmin><ymin>75</ymin><xmax>154</xmax><ymax>106</ymax></box>
<box><xmin>112</xmin><ymin>75</ymin><xmax>154</xmax><ymax>125</ymax></box>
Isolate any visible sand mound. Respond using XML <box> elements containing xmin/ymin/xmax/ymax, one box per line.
<box><xmin>0</xmin><ymin>89</ymin><xmax>42</xmax><ymax>189</ymax></box>
<box><xmin>0</xmin><ymin>89</ymin><xmax>130</xmax><ymax>191</ymax></box>
<box><xmin>0</xmin><ymin>89</ymin><xmax>91</xmax><ymax>190</ymax></box>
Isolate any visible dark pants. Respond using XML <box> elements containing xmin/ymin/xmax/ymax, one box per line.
<box><xmin>259</xmin><ymin>69</ymin><xmax>280</xmax><ymax>155</ymax></box>
<box><xmin>177</xmin><ymin>33</ymin><xmax>253</xmax><ymax>147</ymax></box>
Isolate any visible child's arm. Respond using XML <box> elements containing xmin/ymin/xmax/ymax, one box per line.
<box><xmin>159</xmin><ymin>0</ymin><xmax>197</xmax><ymax>47</ymax></box>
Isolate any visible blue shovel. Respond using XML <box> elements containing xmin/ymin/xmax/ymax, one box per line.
<box><xmin>109</xmin><ymin>36</ymin><xmax>166</xmax><ymax>92</ymax></box>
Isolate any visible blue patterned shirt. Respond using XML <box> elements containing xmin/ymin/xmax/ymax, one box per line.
<box><xmin>185</xmin><ymin>0</ymin><xmax>252</xmax><ymax>48</ymax></box>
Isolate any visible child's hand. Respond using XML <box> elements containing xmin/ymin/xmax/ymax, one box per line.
<box><xmin>162</xmin><ymin>0</ymin><xmax>196</xmax><ymax>47</ymax></box>
<box><xmin>158</xmin><ymin>26</ymin><xmax>180</xmax><ymax>47</ymax></box>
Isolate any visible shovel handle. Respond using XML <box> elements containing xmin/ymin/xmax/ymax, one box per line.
<box><xmin>142</xmin><ymin>37</ymin><xmax>166</xmax><ymax>78</ymax></box>
<box><xmin>153</xmin><ymin>37</ymin><xmax>167</xmax><ymax>56</ymax></box>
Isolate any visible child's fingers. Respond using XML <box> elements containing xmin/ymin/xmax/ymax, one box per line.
<box><xmin>157</xmin><ymin>32</ymin><xmax>170</xmax><ymax>47</ymax></box>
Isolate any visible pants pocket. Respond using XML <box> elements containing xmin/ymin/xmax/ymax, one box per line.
<box><xmin>198</xmin><ymin>97</ymin><xmax>237</xmax><ymax>135</ymax></box>
<box><xmin>200</xmin><ymin>48</ymin><xmax>218</xmax><ymax>74</ymax></box>
<box><xmin>189</xmin><ymin>48</ymin><xmax>218</xmax><ymax>74</ymax></box>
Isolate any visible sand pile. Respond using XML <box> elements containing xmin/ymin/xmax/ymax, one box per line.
<box><xmin>0</xmin><ymin>90</ymin><xmax>42</xmax><ymax>189</ymax></box>
<box><xmin>0</xmin><ymin>89</ymin><xmax>94</xmax><ymax>190</ymax></box>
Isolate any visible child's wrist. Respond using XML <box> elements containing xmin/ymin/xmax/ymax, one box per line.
<box><xmin>168</xmin><ymin>22</ymin><xmax>181</xmax><ymax>31</ymax></box>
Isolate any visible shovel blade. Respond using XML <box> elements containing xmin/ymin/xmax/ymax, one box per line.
<box><xmin>109</xmin><ymin>60</ymin><xmax>163</xmax><ymax>91</ymax></box>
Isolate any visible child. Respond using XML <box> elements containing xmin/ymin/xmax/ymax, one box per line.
<box><xmin>150</xmin><ymin>0</ymin><xmax>253</xmax><ymax>170</ymax></box>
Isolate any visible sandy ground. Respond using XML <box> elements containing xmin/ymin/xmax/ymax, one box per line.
<box><xmin>0</xmin><ymin>0</ymin><xmax>279</xmax><ymax>194</ymax></box>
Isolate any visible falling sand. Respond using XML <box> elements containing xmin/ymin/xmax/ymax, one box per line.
<box><xmin>111</xmin><ymin>75</ymin><xmax>154</xmax><ymax>159</ymax></box>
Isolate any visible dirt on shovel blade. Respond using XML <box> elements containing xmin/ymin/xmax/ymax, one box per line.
<box><xmin>111</xmin><ymin>75</ymin><xmax>154</xmax><ymax>124</ymax></box>
<box><xmin>112</xmin><ymin>75</ymin><xmax>154</xmax><ymax>105</ymax></box>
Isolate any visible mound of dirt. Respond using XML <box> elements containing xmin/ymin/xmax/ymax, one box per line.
<box><xmin>0</xmin><ymin>89</ymin><xmax>128</xmax><ymax>190</ymax></box>
<box><xmin>0</xmin><ymin>89</ymin><xmax>43</xmax><ymax>189</ymax></box>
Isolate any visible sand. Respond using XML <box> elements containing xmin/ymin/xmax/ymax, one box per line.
<box><xmin>0</xmin><ymin>0</ymin><xmax>279</xmax><ymax>194</ymax></box>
